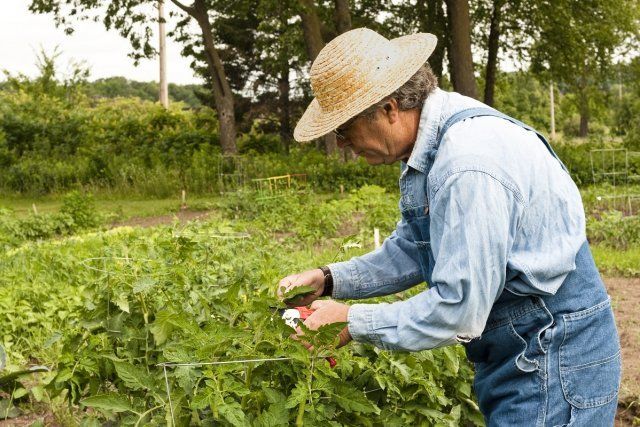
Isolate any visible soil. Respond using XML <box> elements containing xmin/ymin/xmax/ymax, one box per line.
<box><xmin>607</xmin><ymin>277</ymin><xmax>640</xmax><ymax>426</ymax></box>
<box><xmin>110</xmin><ymin>208</ymin><xmax>211</xmax><ymax>228</ymax></box>
<box><xmin>0</xmin><ymin>412</ymin><xmax>58</xmax><ymax>426</ymax></box>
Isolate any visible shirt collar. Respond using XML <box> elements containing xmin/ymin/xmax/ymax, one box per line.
<box><xmin>404</xmin><ymin>88</ymin><xmax>447</xmax><ymax>175</ymax></box>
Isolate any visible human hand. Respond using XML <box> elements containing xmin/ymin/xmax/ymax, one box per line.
<box><xmin>294</xmin><ymin>300</ymin><xmax>352</xmax><ymax>349</ymax></box>
<box><xmin>277</xmin><ymin>268</ymin><xmax>325</xmax><ymax>307</ymax></box>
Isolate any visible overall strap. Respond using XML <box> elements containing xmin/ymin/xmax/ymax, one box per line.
<box><xmin>436</xmin><ymin>107</ymin><xmax>568</xmax><ymax>172</ymax></box>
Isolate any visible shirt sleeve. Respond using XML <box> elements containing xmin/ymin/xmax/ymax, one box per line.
<box><xmin>327</xmin><ymin>215</ymin><xmax>424</xmax><ymax>300</ymax></box>
<box><xmin>346</xmin><ymin>171</ymin><xmax>525</xmax><ymax>351</ymax></box>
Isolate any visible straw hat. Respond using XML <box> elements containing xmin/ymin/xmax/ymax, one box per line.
<box><xmin>294</xmin><ymin>28</ymin><xmax>437</xmax><ymax>142</ymax></box>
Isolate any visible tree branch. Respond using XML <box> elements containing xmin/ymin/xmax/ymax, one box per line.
<box><xmin>169</xmin><ymin>0</ymin><xmax>195</xmax><ymax>15</ymax></box>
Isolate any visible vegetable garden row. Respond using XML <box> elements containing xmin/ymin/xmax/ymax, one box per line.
<box><xmin>0</xmin><ymin>186</ymin><xmax>483</xmax><ymax>426</ymax></box>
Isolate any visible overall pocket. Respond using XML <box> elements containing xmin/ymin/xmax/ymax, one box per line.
<box><xmin>559</xmin><ymin>298</ymin><xmax>621</xmax><ymax>409</ymax></box>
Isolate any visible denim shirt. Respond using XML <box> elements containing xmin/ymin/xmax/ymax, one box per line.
<box><xmin>329</xmin><ymin>88</ymin><xmax>586</xmax><ymax>351</ymax></box>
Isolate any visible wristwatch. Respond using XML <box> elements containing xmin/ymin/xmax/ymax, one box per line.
<box><xmin>318</xmin><ymin>266</ymin><xmax>334</xmax><ymax>297</ymax></box>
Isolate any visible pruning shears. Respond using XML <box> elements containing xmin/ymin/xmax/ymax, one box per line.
<box><xmin>276</xmin><ymin>306</ymin><xmax>338</xmax><ymax>368</ymax></box>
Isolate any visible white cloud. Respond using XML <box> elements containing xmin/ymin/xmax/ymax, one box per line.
<box><xmin>0</xmin><ymin>1</ymin><xmax>202</xmax><ymax>84</ymax></box>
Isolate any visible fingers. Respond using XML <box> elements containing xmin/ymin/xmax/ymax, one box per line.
<box><xmin>309</xmin><ymin>299</ymin><xmax>330</xmax><ymax>310</ymax></box>
<box><xmin>277</xmin><ymin>274</ymin><xmax>299</xmax><ymax>298</ymax></box>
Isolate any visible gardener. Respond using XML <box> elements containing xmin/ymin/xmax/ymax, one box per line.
<box><xmin>277</xmin><ymin>28</ymin><xmax>621</xmax><ymax>426</ymax></box>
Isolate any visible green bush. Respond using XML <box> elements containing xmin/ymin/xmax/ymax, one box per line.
<box><xmin>587</xmin><ymin>210</ymin><xmax>640</xmax><ymax>250</ymax></box>
<box><xmin>60</xmin><ymin>191</ymin><xmax>100</xmax><ymax>229</ymax></box>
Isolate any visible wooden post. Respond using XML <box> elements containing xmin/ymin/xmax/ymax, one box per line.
<box><xmin>374</xmin><ymin>228</ymin><xmax>380</xmax><ymax>248</ymax></box>
<box><xmin>550</xmin><ymin>81</ymin><xmax>556</xmax><ymax>140</ymax></box>
<box><xmin>158</xmin><ymin>0</ymin><xmax>169</xmax><ymax>108</ymax></box>
<box><xmin>339</xmin><ymin>184</ymin><xmax>344</xmax><ymax>194</ymax></box>
<box><xmin>32</xmin><ymin>203</ymin><xmax>38</xmax><ymax>215</ymax></box>
<box><xmin>181</xmin><ymin>189</ymin><xmax>187</xmax><ymax>209</ymax></box>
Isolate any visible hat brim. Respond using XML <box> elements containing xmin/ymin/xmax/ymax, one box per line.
<box><xmin>294</xmin><ymin>33</ymin><xmax>437</xmax><ymax>142</ymax></box>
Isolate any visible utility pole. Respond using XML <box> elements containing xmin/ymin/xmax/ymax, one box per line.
<box><xmin>618</xmin><ymin>67</ymin><xmax>623</xmax><ymax>102</ymax></box>
<box><xmin>550</xmin><ymin>81</ymin><xmax>556</xmax><ymax>139</ymax></box>
<box><xmin>158</xmin><ymin>0</ymin><xmax>169</xmax><ymax>108</ymax></box>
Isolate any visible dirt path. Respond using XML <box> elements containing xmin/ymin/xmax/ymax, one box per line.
<box><xmin>606</xmin><ymin>277</ymin><xmax>640</xmax><ymax>426</ymax></box>
<box><xmin>110</xmin><ymin>209</ymin><xmax>212</xmax><ymax>228</ymax></box>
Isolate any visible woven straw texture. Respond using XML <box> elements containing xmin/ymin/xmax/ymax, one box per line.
<box><xmin>294</xmin><ymin>28</ymin><xmax>437</xmax><ymax>142</ymax></box>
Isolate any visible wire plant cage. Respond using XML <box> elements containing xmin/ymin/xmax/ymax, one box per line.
<box><xmin>590</xmin><ymin>148</ymin><xmax>640</xmax><ymax>215</ymax></box>
<box><xmin>217</xmin><ymin>155</ymin><xmax>246</xmax><ymax>194</ymax></box>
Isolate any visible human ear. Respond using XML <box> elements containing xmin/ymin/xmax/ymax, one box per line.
<box><xmin>383</xmin><ymin>98</ymin><xmax>400</xmax><ymax>124</ymax></box>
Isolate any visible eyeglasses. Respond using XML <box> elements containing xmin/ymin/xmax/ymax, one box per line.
<box><xmin>332</xmin><ymin>116</ymin><xmax>358</xmax><ymax>141</ymax></box>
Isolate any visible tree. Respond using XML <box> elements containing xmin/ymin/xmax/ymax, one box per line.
<box><xmin>416</xmin><ymin>0</ymin><xmax>448</xmax><ymax>82</ymax></box>
<box><xmin>528</xmin><ymin>0</ymin><xmax>639</xmax><ymax>137</ymax></box>
<box><xmin>296</xmin><ymin>0</ymin><xmax>338</xmax><ymax>155</ymax></box>
<box><xmin>29</xmin><ymin>0</ymin><xmax>243</xmax><ymax>154</ymax></box>
<box><xmin>472</xmin><ymin>0</ymin><xmax>530</xmax><ymax>107</ymax></box>
<box><xmin>254</xmin><ymin>0</ymin><xmax>307</xmax><ymax>153</ymax></box>
<box><xmin>445</xmin><ymin>0</ymin><xmax>478</xmax><ymax>98</ymax></box>
<box><xmin>481</xmin><ymin>0</ymin><xmax>503</xmax><ymax>106</ymax></box>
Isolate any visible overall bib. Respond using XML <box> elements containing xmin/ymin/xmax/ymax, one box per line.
<box><xmin>401</xmin><ymin>108</ymin><xmax>621</xmax><ymax>426</ymax></box>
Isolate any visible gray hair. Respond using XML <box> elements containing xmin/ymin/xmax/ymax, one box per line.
<box><xmin>360</xmin><ymin>63</ymin><xmax>438</xmax><ymax>121</ymax></box>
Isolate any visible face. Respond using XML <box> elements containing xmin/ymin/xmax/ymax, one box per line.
<box><xmin>334</xmin><ymin>100</ymin><xmax>417</xmax><ymax>165</ymax></box>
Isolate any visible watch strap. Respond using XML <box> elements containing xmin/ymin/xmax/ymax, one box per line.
<box><xmin>318</xmin><ymin>266</ymin><xmax>333</xmax><ymax>297</ymax></box>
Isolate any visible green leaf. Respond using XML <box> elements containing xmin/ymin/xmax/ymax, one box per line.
<box><xmin>113</xmin><ymin>361</ymin><xmax>154</xmax><ymax>391</ymax></box>
<box><xmin>0</xmin><ymin>398</ymin><xmax>20</xmax><ymax>419</ymax></box>
<box><xmin>150</xmin><ymin>310</ymin><xmax>179</xmax><ymax>345</ymax></box>
<box><xmin>329</xmin><ymin>383</ymin><xmax>380</xmax><ymax>414</ymax></box>
<box><xmin>133</xmin><ymin>277</ymin><xmax>157</xmax><ymax>294</ymax></box>
<box><xmin>191</xmin><ymin>389</ymin><xmax>214</xmax><ymax>410</ymax></box>
<box><xmin>282</xmin><ymin>285</ymin><xmax>315</xmax><ymax>304</ymax></box>
<box><xmin>31</xmin><ymin>386</ymin><xmax>44</xmax><ymax>402</ymax></box>
<box><xmin>80</xmin><ymin>393</ymin><xmax>132</xmax><ymax>413</ymax></box>
<box><xmin>218</xmin><ymin>400</ymin><xmax>246</xmax><ymax>426</ymax></box>
<box><xmin>114</xmin><ymin>294</ymin><xmax>129</xmax><ymax>313</ymax></box>
<box><xmin>442</xmin><ymin>347</ymin><xmax>460</xmax><ymax>375</ymax></box>
<box><xmin>285</xmin><ymin>381</ymin><xmax>308</xmax><ymax>409</ymax></box>
<box><xmin>12</xmin><ymin>387</ymin><xmax>28</xmax><ymax>399</ymax></box>
<box><xmin>389</xmin><ymin>358</ymin><xmax>412</xmax><ymax>383</ymax></box>
<box><xmin>255</xmin><ymin>401</ymin><xmax>289</xmax><ymax>427</ymax></box>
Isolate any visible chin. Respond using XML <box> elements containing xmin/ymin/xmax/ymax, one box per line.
<box><xmin>365</xmin><ymin>157</ymin><xmax>384</xmax><ymax>165</ymax></box>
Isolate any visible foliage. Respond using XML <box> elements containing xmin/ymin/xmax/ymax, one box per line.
<box><xmin>591</xmin><ymin>245</ymin><xmax>640</xmax><ymax>277</ymax></box>
<box><xmin>587</xmin><ymin>211</ymin><xmax>640</xmax><ymax>250</ymax></box>
<box><xmin>60</xmin><ymin>191</ymin><xmax>101</xmax><ymax>229</ymax></box>
<box><xmin>527</xmin><ymin>0</ymin><xmax>639</xmax><ymax>136</ymax></box>
<box><xmin>0</xmin><ymin>191</ymin><xmax>101</xmax><ymax>249</ymax></box>
<box><xmin>0</xmin><ymin>186</ymin><xmax>483</xmax><ymax>425</ymax></box>
<box><xmin>82</xmin><ymin>77</ymin><xmax>204</xmax><ymax>108</ymax></box>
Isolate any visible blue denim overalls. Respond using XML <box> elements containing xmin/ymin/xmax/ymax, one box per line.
<box><xmin>401</xmin><ymin>108</ymin><xmax>621</xmax><ymax>426</ymax></box>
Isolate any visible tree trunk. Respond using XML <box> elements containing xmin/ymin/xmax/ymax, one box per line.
<box><xmin>332</xmin><ymin>0</ymin><xmax>356</xmax><ymax>161</ymax></box>
<box><xmin>299</xmin><ymin>0</ymin><xmax>325</xmax><ymax>60</ymax></box>
<box><xmin>484</xmin><ymin>0</ymin><xmax>503</xmax><ymax>106</ymax></box>
<box><xmin>189</xmin><ymin>0</ymin><xmax>238</xmax><ymax>154</ymax></box>
<box><xmin>334</xmin><ymin>0</ymin><xmax>351</xmax><ymax>34</ymax></box>
<box><xmin>278</xmin><ymin>65</ymin><xmax>291</xmax><ymax>154</ymax></box>
<box><xmin>298</xmin><ymin>0</ymin><xmax>336</xmax><ymax>155</ymax></box>
<box><xmin>579</xmin><ymin>91</ymin><xmax>589</xmax><ymax>137</ymax></box>
<box><xmin>445</xmin><ymin>0</ymin><xmax>478</xmax><ymax>98</ymax></box>
<box><xmin>417</xmin><ymin>0</ymin><xmax>448</xmax><ymax>83</ymax></box>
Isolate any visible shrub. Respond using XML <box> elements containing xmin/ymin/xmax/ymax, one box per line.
<box><xmin>60</xmin><ymin>191</ymin><xmax>100</xmax><ymax>229</ymax></box>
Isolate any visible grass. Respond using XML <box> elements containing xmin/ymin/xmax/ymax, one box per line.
<box><xmin>0</xmin><ymin>194</ymin><xmax>219</xmax><ymax>222</ymax></box>
<box><xmin>592</xmin><ymin>244</ymin><xmax>640</xmax><ymax>276</ymax></box>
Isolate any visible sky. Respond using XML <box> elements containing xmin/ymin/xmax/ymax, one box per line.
<box><xmin>1</xmin><ymin>1</ymin><xmax>201</xmax><ymax>84</ymax></box>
